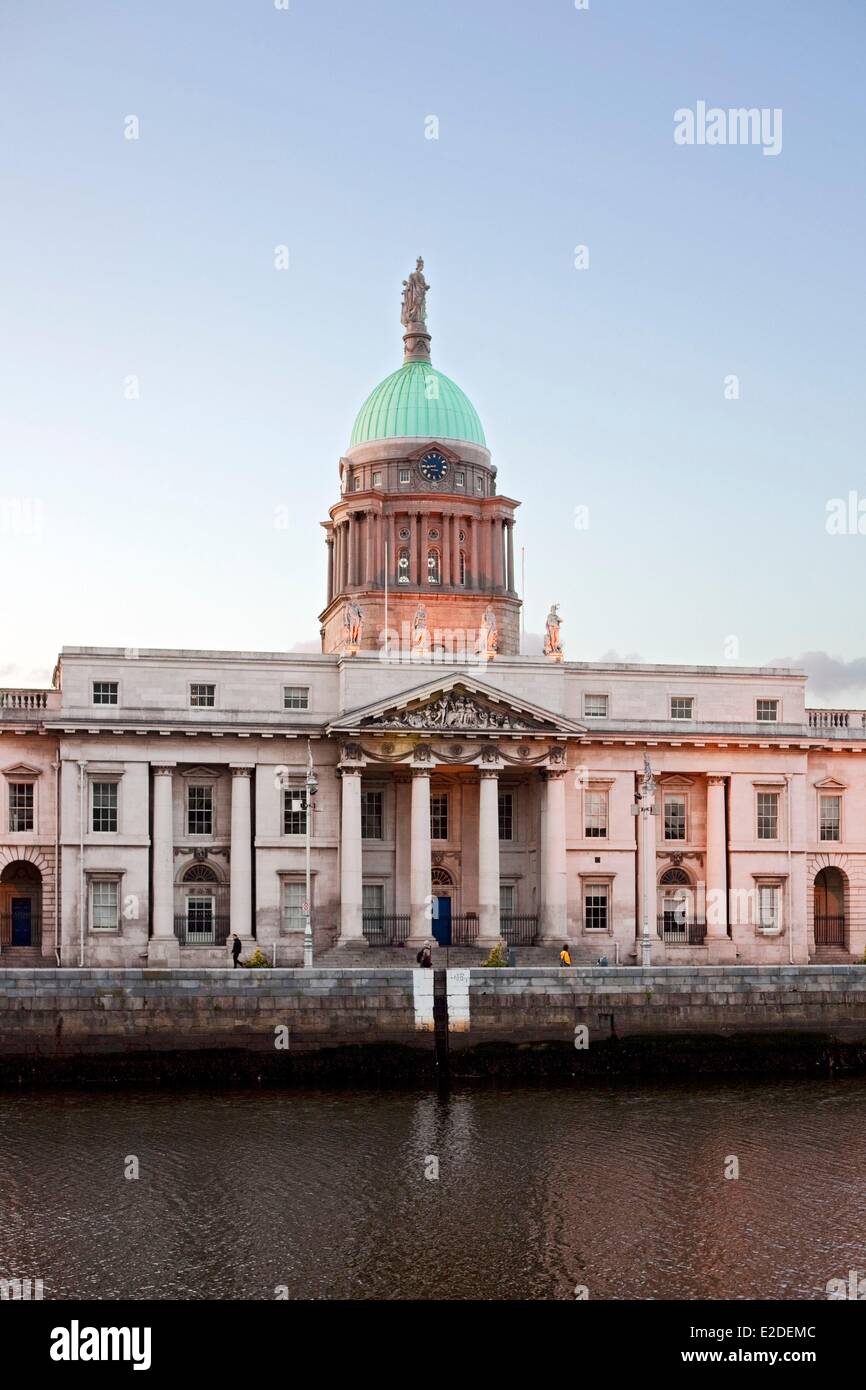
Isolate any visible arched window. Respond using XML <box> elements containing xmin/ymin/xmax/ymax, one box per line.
<box><xmin>427</xmin><ymin>549</ymin><xmax>441</xmax><ymax>585</ymax></box>
<box><xmin>658</xmin><ymin>866</ymin><xmax>692</xmax><ymax>935</ymax></box>
<box><xmin>459</xmin><ymin>550</ymin><xmax>466</xmax><ymax>586</ymax></box>
<box><xmin>183</xmin><ymin>863</ymin><xmax>218</xmax><ymax>884</ymax></box>
<box><xmin>397</xmin><ymin>547</ymin><xmax>410</xmax><ymax>584</ymax></box>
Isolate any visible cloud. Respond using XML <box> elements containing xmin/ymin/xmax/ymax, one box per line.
<box><xmin>768</xmin><ymin>650</ymin><xmax>866</xmax><ymax>706</ymax></box>
<box><xmin>288</xmin><ymin>640</ymin><xmax>320</xmax><ymax>653</ymax></box>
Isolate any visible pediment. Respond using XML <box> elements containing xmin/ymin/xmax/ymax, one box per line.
<box><xmin>814</xmin><ymin>777</ymin><xmax>847</xmax><ymax>791</ymax></box>
<box><xmin>328</xmin><ymin>675</ymin><xmax>585</xmax><ymax>737</ymax></box>
<box><xmin>405</xmin><ymin>440</ymin><xmax>462</xmax><ymax>465</ymax></box>
<box><xmin>2</xmin><ymin>762</ymin><xmax>42</xmax><ymax>778</ymax></box>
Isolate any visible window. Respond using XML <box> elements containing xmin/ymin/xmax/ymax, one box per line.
<box><xmin>430</xmin><ymin>793</ymin><xmax>448</xmax><ymax>841</ymax></box>
<box><xmin>361</xmin><ymin>789</ymin><xmax>383</xmax><ymax>839</ymax></box>
<box><xmin>757</xmin><ymin>884</ymin><xmax>780</xmax><ymax>930</ymax></box>
<box><xmin>664</xmin><ymin>795</ymin><xmax>687</xmax><ymax>841</ymax></box>
<box><xmin>427</xmin><ymin>548</ymin><xmax>441</xmax><ymax>584</ymax></box>
<box><xmin>190</xmin><ymin>683</ymin><xmax>215</xmax><ymax>708</ymax></box>
<box><xmin>92</xmin><ymin>681</ymin><xmax>118</xmax><ymax>706</ymax></box>
<box><xmin>584</xmin><ymin>789</ymin><xmax>608</xmax><ymax>838</ymax></box>
<box><xmin>282</xmin><ymin>880</ymin><xmax>305</xmax><ymax>933</ymax></box>
<box><xmin>362</xmin><ymin>883</ymin><xmax>384</xmax><ymax>917</ymax></box>
<box><xmin>819</xmin><ymin>795</ymin><xmax>841</xmax><ymax>842</ymax></box>
<box><xmin>283</xmin><ymin>686</ymin><xmax>310</xmax><ymax>710</ymax></box>
<box><xmin>282</xmin><ymin>785</ymin><xmax>307</xmax><ymax>836</ymax></box>
<box><xmin>584</xmin><ymin>882</ymin><xmax>609</xmax><ymax>930</ymax></box>
<box><xmin>372</xmin><ymin>472</ymin><xmax>382</xmax><ymax>488</ymax></box>
<box><xmin>397</xmin><ymin>547</ymin><xmax>410</xmax><ymax>583</ymax></box>
<box><xmin>500</xmin><ymin>883</ymin><xmax>516</xmax><ymax>916</ymax></box>
<box><xmin>498</xmin><ymin>791</ymin><xmax>514</xmax><ymax>841</ymax></box>
<box><xmin>188</xmin><ymin>785</ymin><xmax>214</xmax><ymax>836</ymax></box>
<box><xmin>352</xmin><ymin>476</ymin><xmax>361</xmax><ymax>491</ymax></box>
<box><xmin>670</xmin><ymin>696</ymin><xmax>694</xmax><ymax>720</ymax></box>
<box><xmin>186</xmin><ymin>895</ymin><xmax>215</xmax><ymax>940</ymax></box>
<box><xmin>756</xmin><ymin>791</ymin><xmax>779</xmax><ymax>840</ymax></box>
<box><xmin>399</xmin><ymin>469</ymin><xmax>410</xmax><ymax>484</ymax></box>
<box><xmin>90</xmin><ymin>879</ymin><xmax>119</xmax><ymax>931</ymax></box>
<box><xmin>584</xmin><ymin>694</ymin><xmax>608</xmax><ymax>719</ymax></box>
<box><xmin>8</xmin><ymin>782</ymin><xmax>34</xmax><ymax>832</ymax></box>
<box><xmin>91</xmin><ymin>781</ymin><xmax>118</xmax><ymax>833</ymax></box>
<box><xmin>476</xmin><ymin>476</ymin><xmax>484</xmax><ymax>493</ymax></box>
<box><xmin>455</xmin><ymin>471</ymin><xmax>465</xmax><ymax>487</ymax></box>
<box><xmin>757</xmin><ymin>698</ymin><xmax>779</xmax><ymax>722</ymax></box>
<box><xmin>459</xmin><ymin>551</ymin><xmax>466</xmax><ymax>585</ymax></box>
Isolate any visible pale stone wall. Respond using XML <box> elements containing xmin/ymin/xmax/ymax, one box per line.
<box><xmin>0</xmin><ymin>734</ymin><xmax>60</xmax><ymax>958</ymax></box>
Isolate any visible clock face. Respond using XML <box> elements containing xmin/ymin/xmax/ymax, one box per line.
<box><xmin>419</xmin><ymin>450</ymin><xmax>448</xmax><ymax>483</ymax></box>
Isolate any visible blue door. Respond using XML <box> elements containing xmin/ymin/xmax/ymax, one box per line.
<box><xmin>11</xmin><ymin>899</ymin><xmax>32</xmax><ymax>946</ymax></box>
<box><xmin>432</xmin><ymin>895</ymin><xmax>452</xmax><ymax>946</ymax></box>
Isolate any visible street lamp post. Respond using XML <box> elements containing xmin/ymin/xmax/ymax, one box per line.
<box><xmin>632</xmin><ymin>754</ymin><xmax>658</xmax><ymax>968</ymax></box>
<box><xmin>302</xmin><ymin>741</ymin><xmax>318</xmax><ymax>969</ymax></box>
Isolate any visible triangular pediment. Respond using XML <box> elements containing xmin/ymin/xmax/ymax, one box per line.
<box><xmin>328</xmin><ymin>674</ymin><xmax>585</xmax><ymax>736</ymax></box>
<box><xmin>814</xmin><ymin>776</ymin><xmax>847</xmax><ymax>791</ymax></box>
<box><xmin>2</xmin><ymin>762</ymin><xmax>42</xmax><ymax>778</ymax></box>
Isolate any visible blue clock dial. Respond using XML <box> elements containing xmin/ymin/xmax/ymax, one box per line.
<box><xmin>419</xmin><ymin>450</ymin><xmax>448</xmax><ymax>482</ymax></box>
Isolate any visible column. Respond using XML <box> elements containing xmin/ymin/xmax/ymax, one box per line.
<box><xmin>149</xmin><ymin>763</ymin><xmax>179</xmax><ymax>966</ymax></box>
<box><xmin>442</xmin><ymin>513</ymin><xmax>451</xmax><ymax>589</ymax></box>
<box><xmin>471</xmin><ymin>517</ymin><xmax>480</xmax><ymax>587</ymax></box>
<box><xmin>365</xmin><ymin>510</ymin><xmax>375</xmax><ymax>586</ymax></box>
<box><xmin>450</xmin><ymin>515</ymin><xmax>460</xmax><ymax>586</ymax></box>
<box><xmin>506</xmin><ymin>519</ymin><xmax>515</xmax><ymax>593</ymax></box>
<box><xmin>414</xmin><ymin>513</ymin><xmax>423</xmax><ymax>585</ymax></box>
<box><xmin>387</xmin><ymin>513</ymin><xmax>395</xmax><ymax>584</ymax></box>
<box><xmin>230</xmin><ymin>767</ymin><xmax>253</xmax><ymax>939</ymax></box>
<box><xmin>339</xmin><ymin>768</ymin><xmax>365</xmax><ymax>943</ymax></box>
<box><xmin>539</xmin><ymin>770</ymin><xmax>568</xmax><ymax>941</ymax></box>
<box><xmin>334</xmin><ymin>524</ymin><xmax>342</xmax><ymax>594</ymax></box>
<box><xmin>340</xmin><ymin>522</ymin><xmax>348</xmax><ymax>591</ymax></box>
<box><xmin>326</xmin><ymin>536</ymin><xmax>334</xmax><ymax>605</ymax></box>
<box><xmin>394</xmin><ymin>778</ymin><xmax>412</xmax><ymax>916</ymax></box>
<box><xmin>408</xmin><ymin>768</ymin><xmax>432</xmax><ymax>942</ymax></box>
<box><xmin>477</xmin><ymin>769</ymin><xmax>501</xmax><ymax>944</ymax></box>
<box><xmin>705</xmin><ymin>775</ymin><xmax>728</xmax><ymax>937</ymax></box>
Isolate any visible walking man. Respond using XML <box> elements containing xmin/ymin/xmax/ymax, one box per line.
<box><xmin>231</xmin><ymin>933</ymin><xmax>243</xmax><ymax>968</ymax></box>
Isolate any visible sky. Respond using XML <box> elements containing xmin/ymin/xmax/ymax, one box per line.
<box><xmin>1</xmin><ymin>1</ymin><xmax>864</xmax><ymax>702</ymax></box>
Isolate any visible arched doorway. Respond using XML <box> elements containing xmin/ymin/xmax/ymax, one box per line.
<box><xmin>814</xmin><ymin>867</ymin><xmax>846</xmax><ymax>947</ymax></box>
<box><xmin>0</xmin><ymin>861</ymin><xmax>43</xmax><ymax>947</ymax></box>
<box><xmin>658</xmin><ymin>866</ymin><xmax>694</xmax><ymax>941</ymax></box>
<box><xmin>431</xmin><ymin>866</ymin><xmax>453</xmax><ymax>946</ymax></box>
<box><xmin>176</xmin><ymin>862</ymin><xmax>229</xmax><ymax>945</ymax></box>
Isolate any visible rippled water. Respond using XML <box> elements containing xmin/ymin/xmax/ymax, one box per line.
<box><xmin>1</xmin><ymin>1079</ymin><xmax>865</xmax><ymax>1300</ymax></box>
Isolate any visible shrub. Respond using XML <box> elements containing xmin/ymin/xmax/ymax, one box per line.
<box><xmin>245</xmin><ymin>948</ymin><xmax>271</xmax><ymax>969</ymax></box>
<box><xmin>481</xmin><ymin>940</ymin><xmax>510</xmax><ymax>969</ymax></box>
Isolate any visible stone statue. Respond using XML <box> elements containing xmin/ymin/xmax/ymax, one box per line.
<box><xmin>412</xmin><ymin>602</ymin><xmax>429</xmax><ymax>653</ymax></box>
<box><xmin>477</xmin><ymin>604</ymin><xmax>498</xmax><ymax>659</ymax></box>
<box><xmin>544</xmin><ymin>603</ymin><xmax>563</xmax><ymax>660</ymax></box>
<box><xmin>401</xmin><ymin>257</ymin><xmax>429</xmax><ymax>328</ymax></box>
<box><xmin>343</xmin><ymin>600</ymin><xmax>363</xmax><ymax>652</ymax></box>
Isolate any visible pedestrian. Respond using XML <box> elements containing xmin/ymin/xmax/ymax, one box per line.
<box><xmin>231</xmin><ymin>933</ymin><xmax>243</xmax><ymax>969</ymax></box>
<box><xmin>416</xmin><ymin>943</ymin><xmax>433</xmax><ymax>968</ymax></box>
<box><xmin>559</xmin><ymin>943</ymin><xmax>571</xmax><ymax>967</ymax></box>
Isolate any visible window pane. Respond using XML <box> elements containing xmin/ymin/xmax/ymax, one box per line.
<box><xmin>92</xmin><ymin>682</ymin><xmax>118</xmax><ymax>705</ymax></box>
<box><xmin>361</xmin><ymin>790</ymin><xmax>383</xmax><ymax>839</ymax></box>
<box><xmin>362</xmin><ymin>884</ymin><xmax>384</xmax><ymax>916</ymax></box>
<box><xmin>282</xmin><ymin>881</ymin><xmax>305</xmax><ymax>932</ymax></box>
<box><xmin>498</xmin><ymin>792</ymin><xmax>513</xmax><ymax>841</ymax></box>
<box><xmin>664</xmin><ymin>796</ymin><xmax>686</xmax><ymax>840</ymax></box>
<box><xmin>500</xmin><ymin>883</ymin><xmax>515</xmax><ymax>915</ymax></box>
<box><xmin>92</xmin><ymin>782</ymin><xmax>118</xmax><ymax>832</ymax></box>
<box><xmin>758</xmin><ymin>885</ymin><xmax>779</xmax><ymax>928</ymax></box>
<box><xmin>585</xmin><ymin>790</ymin><xmax>608</xmax><ymax>837</ymax></box>
<box><xmin>757</xmin><ymin>699</ymin><xmax>779</xmax><ymax>722</ymax></box>
<box><xmin>92</xmin><ymin>880</ymin><xmax>118</xmax><ymax>930</ymax></box>
<box><xmin>190</xmin><ymin>684</ymin><xmax>215</xmax><ymax>707</ymax></box>
<box><xmin>8</xmin><ymin>782</ymin><xmax>34</xmax><ymax>832</ymax></box>
<box><xmin>584</xmin><ymin>694</ymin><xmax>608</xmax><ymax>718</ymax></box>
<box><xmin>188</xmin><ymin>785</ymin><xmax>214</xmax><ymax>835</ymax></box>
<box><xmin>670</xmin><ymin>697</ymin><xmax>693</xmax><ymax>720</ymax></box>
<box><xmin>757</xmin><ymin>792</ymin><xmax>778</xmax><ymax>840</ymax></box>
<box><xmin>819</xmin><ymin>795</ymin><xmax>841</xmax><ymax>841</ymax></box>
<box><xmin>283</xmin><ymin>687</ymin><xmax>310</xmax><ymax>709</ymax></box>
<box><xmin>584</xmin><ymin>883</ymin><xmax>608</xmax><ymax>930</ymax></box>
<box><xmin>430</xmin><ymin>793</ymin><xmax>448</xmax><ymax>841</ymax></box>
<box><xmin>283</xmin><ymin>786</ymin><xmax>307</xmax><ymax>835</ymax></box>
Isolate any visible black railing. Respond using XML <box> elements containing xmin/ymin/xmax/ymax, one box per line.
<box><xmin>449</xmin><ymin>915</ymin><xmax>480</xmax><ymax>945</ymax></box>
<box><xmin>0</xmin><ymin>913</ymin><xmax>43</xmax><ymax>947</ymax></box>
<box><xmin>500</xmin><ymin>915</ymin><xmax>538</xmax><ymax>946</ymax></box>
<box><xmin>814</xmin><ymin>915</ymin><xmax>846</xmax><ymax>946</ymax></box>
<box><xmin>173</xmin><ymin>914</ymin><xmax>231</xmax><ymax>946</ymax></box>
<box><xmin>362</xmin><ymin>914</ymin><xmax>410</xmax><ymax>946</ymax></box>
<box><xmin>657</xmin><ymin>916</ymin><xmax>707</xmax><ymax>945</ymax></box>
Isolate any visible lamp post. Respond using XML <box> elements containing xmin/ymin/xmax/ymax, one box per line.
<box><xmin>632</xmin><ymin>754</ymin><xmax>658</xmax><ymax>968</ymax></box>
<box><xmin>302</xmin><ymin>740</ymin><xmax>318</xmax><ymax>969</ymax></box>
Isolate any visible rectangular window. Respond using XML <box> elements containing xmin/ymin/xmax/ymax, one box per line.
<box><xmin>757</xmin><ymin>698</ymin><xmax>779</xmax><ymax>722</ymax></box>
<box><xmin>8</xmin><ymin>782</ymin><xmax>34</xmax><ymax>832</ymax></box>
<box><xmin>583</xmin><ymin>694</ymin><xmax>608</xmax><ymax>718</ymax></box>
<box><xmin>91</xmin><ymin>880</ymin><xmax>119</xmax><ymax>931</ymax></box>
<box><xmin>283</xmin><ymin>686</ymin><xmax>310</xmax><ymax>710</ymax></box>
<box><xmin>455</xmin><ymin>471</ymin><xmax>465</xmax><ymax>487</ymax></box>
<box><xmin>664</xmin><ymin>795</ymin><xmax>687</xmax><ymax>841</ymax></box>
<box><xmin>399</xmin><ymin>469</ymin><xmax>410</xmax><ymax>484</ymax></box>
<box><xmin>430</xmin><ymin>792</ymin><xmax>448</xmax><ymax>841</ymax></box>
<box><xmin>500</xmin><ymin>883</ymin><xmax>516</xmax><ymax>916</ymax></box>
<box><xmin>186</xmin><ymin>895</ymin><xmax>214</xmax><ymax>939</ymax></box>
<box><xmin>361</xmin><ymin>789</ymin><xmax>383</xmax><ymax>840</ymax></box>
<box><xmin>756</xmin><ymin>791</ymin><xmax>779</xmax><ymax>840</ymax></box>
<box><xmin>91</xmin><ymin>781</ymin><xmax>118</xmax><ymax>833</ymax></box>
<box><xmin>372</xmin><ymin>472</ymin><xmax>382</xmax><ymax>488</ymax></box>
<box><xmin>190</xmin><ymin>683</ymin><xmax>215</xmax><ymax>708</ymax></box>
<box><xmin>584</xmin><ymin>882</ymin><xmax>609</xmax><ymax>931</ymax></box>
<box><xmin>670</xmin><ymin>696</ymin><xmax>694</xmax><ymax>720</ymax></box>
<box><xmin>476</xmin><ymin>477</ymin><xmax>483</xmax><ymax>492</ymax></box>
<box><xmin>757</xmin><ymin>884</ymin><xmax>780</xmax><ymax>930</ymax></box>
<box><xmin>352</xmin><ymin>476</ymin><xmax>361</xmax><ymax>491</ymax></box>
<box><xmin>819</xmin><ymin>795</ymin><xmax>841</xmax><ymax>841</ymax></box>
<box><xmin>282</xmin><ymin>880</ymin><xmax>305</xmax><ymax>933</ymax></box>
<box><xmin>282</xmin><ymin>785</ymin><xmax>307</xmax><ymax>836</ymax></box>
<box><xmin>498</xmin><ymin>791</ymin><xmax>514</xmax><ymax>841</ymax></box>
<box><xmin>92</xmin><ymin>681</ymin><xmax>118</xmax><ymax>706</ymax></box>
<box><xmin>362</xmin><ymin>883</ymin><xmax>384</xmax><ymax>917</ymax></box>
<box><xmin>584</xmin><ymin>789</ymin><xmax>608</xmax><ymax>838</ymax></box>
<box><xmin>187</xmin><ymin>785</ymin><xmax>214</xmax><ymax>836</ymax></box>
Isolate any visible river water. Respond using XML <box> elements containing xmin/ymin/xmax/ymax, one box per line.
<box><xmin>1</xmin><ymin>1079</ymin><xmax>864</xmax><ymax>1300</ymax></box>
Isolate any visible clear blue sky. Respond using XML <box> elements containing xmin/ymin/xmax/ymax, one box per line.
<box><xmin>2</xmin><ymin>1</ymin><xmax>864</xmax><ymax>700</ymax></box>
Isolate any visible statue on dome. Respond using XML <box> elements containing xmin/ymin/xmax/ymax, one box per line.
<box><xmin>412</xmin><ymin>602</ymin><xmax>429</xmax><ymax>655</ymax></box>
<box><xmin>343</xmin><ymin>600</ymin><xmax>363</xmax><ymax>653</ymax></box>
<box><xmin>401</xmin><ymin>257</ymin><xmax>429</xmax><ymax>328</ymax></box>
<box><xmin>544</xmin><ymin>603</ymin><xmax>563</xmax><ymax>661</ymax></box>
<box><xmin>477</xmin><ymin>604</ymin><xmax>498</xmax><ymax>660</ymax></box>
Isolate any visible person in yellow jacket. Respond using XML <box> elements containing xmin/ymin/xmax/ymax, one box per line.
<box><xmin>559</xmin><ymin>944</ymin><xmax>571</xmax><ymax>967</ymax></box>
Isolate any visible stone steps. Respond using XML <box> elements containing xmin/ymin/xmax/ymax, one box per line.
<box><xmin>0</xmin><ymin>947</ymin><xmax>56</xmax><ymax>969</ymax></box>
<box><xmin>316</xmin><ymin>943</ymin><xmax>574</xmax><ymax>969</ymax></box>
<box><xmin>811</xmin><ymin>947</ymin><xmax>858</xmax><ymax>964</ymax></box>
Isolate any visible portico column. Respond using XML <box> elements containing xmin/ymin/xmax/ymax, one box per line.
<box><xmin>539</xmin><ymin>769</ymin><xmax>569</xmax><ymax>942</ymax></box>
<box><xmin>477</xmin><ymin>768</ymin><xmax>501</xmax><ymax>945</ymax></box>
<box><xmin>506</xmin><ymin>519</ymin><xmax>515</xmax><ymax>593</ymax></box>
<box><xmin>230</xmin><ymin>766</ymin><xmax>253</xmax><ymax>939</ymax></box>
<box><xmin>706</xmin><ymin>775</ymin><xmax>728</xmax><ymax>937</ymax></box>
<box><xmin>148</xmin><ymin>763</ymin><xmax>180</xmax><ymax>966</ymax></box>
<box><xmin>339</xmin><ymin>767</ymin><xmax>364</xmax><ymax>943</ymax></box>
<box><xmin>326</xmin><ymin>536</ymin><xmax>334</xmax><ymax>605</ymax></box>
<box><xmin>408</xmin><ymin>767</ymin><xmax>432</xmax><ymax>943</ymax></box>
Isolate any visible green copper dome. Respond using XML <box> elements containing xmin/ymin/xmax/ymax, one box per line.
<box><xmin>350</xmin><ymin>360</ymin><xmax>486</xmax><ymax>448</ymax></box>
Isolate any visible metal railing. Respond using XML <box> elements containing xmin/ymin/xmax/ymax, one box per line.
<box><xmin>362</xmin><ymin>914</ymin><xmax>410</xmax><ymax>946</ymax></box>
<box><xmin>0</xmin><ymin>913</ymin><xmax>43</xmax><ymax>947</ymax></box>
<box><xmin>173</xmin><ymin>914</ymin><xmax>231</xmax><ymax>946</ymax></box>
<box><xmin>657</xmin><ymin>916</ymin><xmax>707</xmax><ymax>945</ymax></box>
<box><xmin>500</xmin><ymin>915</ymin><xmax>538</xmax><ymax>946</ymax></box>
<box><xmin>814</xmin><ymin>915</ymin><xmax>846</xmax><ymax>946</ymax></box>
<box><xmin>449</xmin><ymin>915</ymin><xmax>480</xmax><ymax>945</ymax></box>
